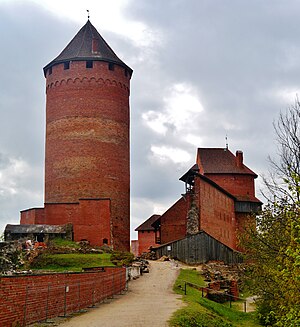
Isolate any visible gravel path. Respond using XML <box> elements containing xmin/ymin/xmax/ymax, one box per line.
<box><xmin>58</xmin><ymin>260</ymin><xmax>184</xmax><ymax>327</ymax></box>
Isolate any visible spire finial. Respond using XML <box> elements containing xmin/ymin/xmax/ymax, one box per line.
<box><xmin>87</xmin><ymin>9</ymin><xmax>90</xmax><ymax>20</ymax></box>
<box><xmin>225</xmin><ymin>134</ymin><xmax>228</xmax><ymax>150</ymax></box>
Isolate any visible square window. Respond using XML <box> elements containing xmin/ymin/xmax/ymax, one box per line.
<box><xmin>64</xmin><ymin>62</ymin><xmax>70</xmax><ymax>70</ymax></box>
<box><xmin>108</xmin><ymin>62</ymin><xmax>114</xmax><ymax>71</ymax></box>
<box><xmin>86</xmin><ymin>61</ymin><xmax>93</xmax><ymax>69</ymax></box>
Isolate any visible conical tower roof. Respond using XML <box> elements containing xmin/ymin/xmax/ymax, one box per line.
<box><xmin>43</xmin><ymin>20</ymin><xmax>132</xmax><ymax>76</ymax></box>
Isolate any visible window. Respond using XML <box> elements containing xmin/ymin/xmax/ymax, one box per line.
<box><xmin>125</xmin><ymin>69</ymin><xmax>128</xmax><ymax>77</ymax></box>
<box><xmin>48</xmin><ymin>67</ymin><xmax>52</xmax><ymax>75</ymax></box>
<box><xmin>86</xmin><ymin>60</ymin><xmax>93</xmax><ymax>69</ymax></box>
<box><xmin>64</xmin><ymin>62</ymin><xmax>70</xmax><ymax>70</ymax></box>
<box><xmin>103</xmin><ymin>238</ymin><xmax>108</xmax><ymax>245</ymax></box>
<box><xmin>108</xmin><ymin>62</ymin><xmax>114</xmax><ymax>71</ymax></box>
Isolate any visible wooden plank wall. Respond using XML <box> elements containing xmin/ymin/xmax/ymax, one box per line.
<box><xmin>154</xmin><ymin>232</ymin><xmax>243</xmax><ymax>264</ymax></box>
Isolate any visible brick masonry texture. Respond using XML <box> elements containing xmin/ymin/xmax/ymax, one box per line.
<box><xmin>160</xmin><ymin>197</ymin><xmax>188</xmax><ymax>244</ymax></box>
<box><xmin>0</xmin><ymin>267</ymin><xmax>126</xmax><ymax>327</ymax></box>
<box><xmin>137</xmin><ymin>230</ymin><xmax>156</xmax><ymax>255</ymax></box>
<box><xmin>18</xmin><ymin>59</ymin><xmax>132</xmax><ymax>251</ymax></box>
<box><xmin>21</xmin><ymin>199</ymin><xmax>111</xmax><ymax>246</ymax></box>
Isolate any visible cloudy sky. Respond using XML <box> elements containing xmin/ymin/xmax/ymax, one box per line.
<box><xmin>0</xmin><ymin>0</ymin><xmax>299</xmax><ymax>240</ymax></box>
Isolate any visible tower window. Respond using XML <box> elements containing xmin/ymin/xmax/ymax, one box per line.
<box><xmin>48</xmin><ymin>67</ymin><xmax>52</xmax><ymax>75</ymax></box>
<box><xmin>86</xmin><ymin>60</ymin><xmax>93</xmax><ymax>68</ymax></box>
<box><xmin>64</xmin><ymin>62</ymin><xmax>70</xmax><ymax>70</ymax></box>
<box><xmin>124</xmin><ymin>69</ymin><xmax>128</xmax><ymax>77</ymax></box>
<box><xmin>108</xmin><ymin>63</ymin><xmax>114</xmax><ymax>71</ymax></box>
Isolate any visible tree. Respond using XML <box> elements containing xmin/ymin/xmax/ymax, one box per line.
<box><xmin>263</xmin><ymin>98</ymin><xmax>300</xmax><ymax>202</ymax></box>
<box><xmin>241</xmin><ymin>99</ymin><xmax>300</xmax><ymax>326</ymax></box>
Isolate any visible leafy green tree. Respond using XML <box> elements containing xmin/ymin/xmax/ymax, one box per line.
<box><xmin>241</xmin><ymin>100</ymin><xmax>300</xmax><ymax>326</ymax></box>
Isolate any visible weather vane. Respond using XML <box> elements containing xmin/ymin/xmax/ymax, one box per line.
<box><xmin>225</xmin><ymin>134</ymin><xmax>228</xmax><ymax>150</ymax></box>
<box><xmin>87</xmin><ymin>9</ymin><xmax>90</xmax><ymax>20</ymax></box>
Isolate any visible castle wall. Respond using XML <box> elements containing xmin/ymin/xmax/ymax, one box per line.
<box><xmin>20</xmin><ymin>198</ymin><xmax>111</xmax><ymax>246</ymax></box>
<box><xmin>0</xmin><ymin>267</ymin><xmax>126</xmax><ymax>327</ymax></box>
<box><xmin>44</xmin><ymin>60</ymin><xmax>131</xmax><ymax>251</ymax></box>
<box><xmin>204</xmin><ymin>173</ymin><xmax>255</xmax><ymax>198</ymax></box>
<box><xmin>195</xmin><ymin>177</ymin><xmax>237</xmax><ymax>249</ymax></box>
<box><xmin>137</xmin><ymin>230</ymin><xmax>156</xmax><ymax>255</ymax></box>
<box><xmin>160</xmin><ymin>197</ymin><xmax>188</xmax><ymax>244</ymax></box>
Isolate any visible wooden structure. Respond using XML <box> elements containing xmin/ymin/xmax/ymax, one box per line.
<box><xmin>152</xmin><ymin>230</ymin><xmax>243</xmax><ymax>265</ymax></box>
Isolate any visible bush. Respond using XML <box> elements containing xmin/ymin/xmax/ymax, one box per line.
<box><xmin>170</xmin><ymin>305</ymin><xmax>233</xmax><ymax>327</ymax></box>
<box><xmin>110</xmin><ymin>251</ymin><xmax>134</xmax><ymax>266</ymax></box>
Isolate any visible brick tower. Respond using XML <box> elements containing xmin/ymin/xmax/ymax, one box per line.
<box><xmin>41</xmin><ymin>20</ymin><xmax>132</xmax><ymax>250</ymax></box>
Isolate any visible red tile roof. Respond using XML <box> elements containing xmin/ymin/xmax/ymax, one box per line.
<box><xmin>135</xmin><ymin>214</ymin><xmax>161</xmax><ymax>231</ymax></box>
<box><xmin>197</xmin><ymin>148</ymin><xmax>257</xmax><ymax>176</ymax></box>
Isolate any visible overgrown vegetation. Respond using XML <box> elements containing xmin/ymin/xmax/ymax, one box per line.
<box><xmin>29</xmin><ymin>238</ymin><xmax>134</xmax><ymax>271</ymax></box>
<box><xmin>240</xmin><ymin>99</ymin><xmax>300</xmax><ymax>326</ymax></box>
<box><xmin>169</xmin><ymin>269</ymin><xmax>260</xmax><ymax>327</ymax></box>
<box><xmin>31</xmin><ymin>253</ymin><xmax>114</xmax><ymax>271</ymax></box>
<box><xmin>48</xmin><ymin>238</ymin><xmax>80</xmax><ymax>248</ymax></box>
<box><xmin>110</xmin><ymin>251</ymin><xmax>134</xmax><ymax>266</ymax></box>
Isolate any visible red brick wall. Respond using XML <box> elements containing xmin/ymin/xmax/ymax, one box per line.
<box><xmin>204</xmin><ymin>173</ymin><xmax>255</xmax><ymax>198</ymax></box>
<box><xmin>131</xmin><ymin>240</ymin><xmax>139</xmax><ymax>257</ymax></box>
<box><xmin>20</xmin><ymin>199</ymin><xmax>111</xmax><ymax>247</ymax></box>
<box><xmin>137</xmin><ymin>230</ymin><xmax>156</xmax><ymax>255</ymax></box>
<box><xmin>44</xmin><ymin>60</ymin><xmax>131</xmax><ymax>251</ymax></box>
<box><xmin>195</xmin><ymin>177</ymin><xmax>237</xmax><ymax>249</ymax></box>
<box><xmin>0</xmin><ymin>267</ymin><xmax>126</xmax><ymax>327</ymax></box>
<box><xmin>20</xmin><ymin>208</ymin><xmax>45</xmax><ymax>224</ymax></box>
<box><xmin>160</xmin><ymin>197</ymin><xmax>188</xmax><ymax>244</ymax></box>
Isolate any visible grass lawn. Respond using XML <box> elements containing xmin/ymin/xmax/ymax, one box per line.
<box><xmin>31</xmin><ymin>253</ymin><xmax>114</xmax><ymax>272</ymax></box>
<box><xmin>169</xmin><ymin>268</ymin><xmax>261</xmax><ymax>327</ymax></box>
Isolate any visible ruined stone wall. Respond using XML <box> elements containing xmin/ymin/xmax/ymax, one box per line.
<box><xmin>0</xmin><ymin>267</ymin><xmax>126</xmax><ymax>327</ymax></box>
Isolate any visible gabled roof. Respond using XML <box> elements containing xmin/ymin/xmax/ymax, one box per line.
<box><xmin>197</xmin><ymin>148</ymin><xmax>257</xmax><ymax>177</ymax></box>
<box><xmin>5</xmin><ymin>224</ymin><xmax>69</xmax><ymax>234</ymax></box>
<box><xmin>135</xmin><ymin>214</ymin><xmax>161</xmax><ymax>231</ymax></box>
<box><xmin>43</xmin><ymin>20</ymin><xmax>132</xmax><ymax>76</ymax></box>
<box><xmin>179</xmin><ymin>164</ymin><xmax>199</xmax><ymax>184</ymax></box>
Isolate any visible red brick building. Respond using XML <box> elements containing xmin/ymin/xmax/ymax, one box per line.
<box><xmin>6</xmin><ymin>20</ymin><xmax>133</xmax><ymax>251</ymax></box>
<box><xmin>134</xmin><ymin>214</ymin><xmax>161</xmax><ymax>255</ymax></box>
<box><xmin>137</xmin><ymin>148</ymin><xmax>261</xmax><ymax>253</ymax></box>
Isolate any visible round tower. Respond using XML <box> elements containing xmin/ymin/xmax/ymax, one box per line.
<box><xmin>43</xmin><ymin>20</ymin><xmax>132</xmax><ymax>251</ymax></box>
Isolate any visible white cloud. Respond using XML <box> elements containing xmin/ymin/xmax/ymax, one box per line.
<box><xmin>142</xmin><ymin>82</ymin><xmax>204</xmax><ymax>135</ymax></box>
<box><xmin>0</xmin><ymin>157</ymin><xmax>29</xmax><ymax>195</ymax></box>
<box><xmin>150</xmin><ymin>145</ymin><xmax>191</xmax><ymax>164</ymax></box>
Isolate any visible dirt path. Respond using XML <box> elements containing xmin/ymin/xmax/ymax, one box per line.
<box><xmin>58</xmin><ymin>260</ymin><xmax>184</xmax><ymax>327</ymax></box>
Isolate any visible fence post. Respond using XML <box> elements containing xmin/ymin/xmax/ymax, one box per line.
<box><xmin>23</xmin><ymin>285</ymin><xmax>29</xmax><ymax>327</ymax></box>
<box><xmin>184</xmin><ymin>282</ymin><xmax>187</xmax><ymax>295</ymax></box>
<box><xmin>63</xmin><ymin>285</ymin><xmax>67</xmax><ymax>317</ymax></box>
<box><xmin>244</xmin><ymin>301</ymin><xmax>246</xmax><ymax>313</ymax></box>
<box><xmin>112</xmin><ymin>271</ymin><xmax>115</xmax><ymax>298</ymax></box>
<box><xmin>202</xmin><ymin>287</ymin><xmax>204</xmax><ymax>298</ymax></box>
<box><xmin>45</xmin><ymin>284</ymin><xmax>50</xmax><ymax>322</ymax></box>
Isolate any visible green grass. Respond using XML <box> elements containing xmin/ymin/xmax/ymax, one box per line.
<box><xmin>169</xmin><ymin>268</ymin><xmax>261</xmax><ymax>327</ymax></box>
<box><xmin>49</xmin><ymin>238</ymin><xmax>80</xmax><ymax>248</ymax></box>
<box><xmin>31</xmin><ymin>253</ymin><xmax>114</xmax><ymax>272</ymax></box>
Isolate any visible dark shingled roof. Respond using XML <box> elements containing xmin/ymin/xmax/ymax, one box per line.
<box><xmin>197</xmin><ymin>148</ymin><xmax>257</xmax><ymax>177</ymax></box>
<box><xmin>135</xmin><ymin>215</ymin><xmax>161</xmax><ymax>231</ymax></box>
<box><xmin>5</xmin><ymin>224</ymin><xmax>68</xmax><ymax>234</ymax></box>
<box><xmin>179</xmin><ymin>164</ymin><xmax>199</xmax><ymax>184</ymax></box>
<box><xmin>43</xmin><ymin>20</ymin><xmax>132</xmax><ymax>76</ymax></box>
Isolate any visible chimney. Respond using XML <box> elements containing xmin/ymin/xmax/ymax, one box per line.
<box><xmin>236</xmin><ymin>150</ymin><xmax>243</xmax><ymax>168</ymax></box>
